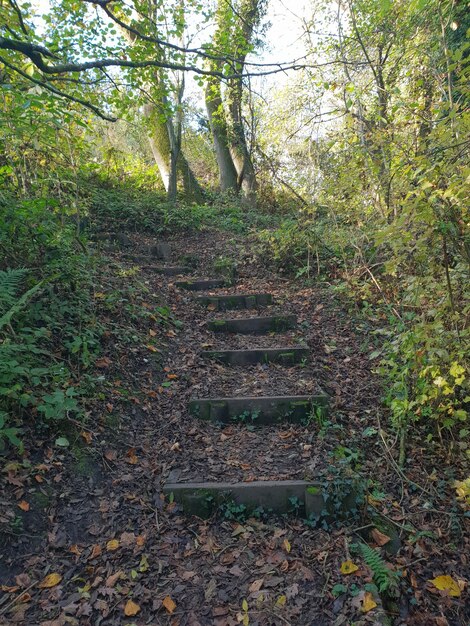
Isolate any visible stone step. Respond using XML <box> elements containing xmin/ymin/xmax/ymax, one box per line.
<box><xmin>123</xmin><ymin>242</ymin><xmax>171</xmax><ymax>262</ymax></box>
<box><xmin>122</xmin><ymin>254</ymin><xmax>153</xmax><ymax>263</ymax></box>
<box><xmin>207</xmin><ymin>315</ymin><xmax>296</xmax><ymax>334</ymax></box>
<box><xmin>201</xmin><ymin>347</ymin><xmax>309</xmax><ymax>366</ymax></box>
<box><xmin>175</xmin><ymin>279</ymin><xmax>227</xmax><ymax>291</ymax></box>
<box><xmin>162</xmin><ymin>477</ymin><xmax>324</xmax><ymax>519</ymax></box>
<box><xmin>141</xmin><ymin>265</ymin><xmax>191</xmax><ymax>276</ymax></box>
<box><xmin>188</xmin><ymin>394</ymin><xmax>328</xmax><ymax>425</ymax></box>
<box><xmin>196</xmin><ymin>293</ymin><xmax>273</xmax><ymax>311</ymax></box>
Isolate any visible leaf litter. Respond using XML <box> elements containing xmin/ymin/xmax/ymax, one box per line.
<box><xmin>0</xmin><ymin>229</ymin><xmax>468</xmax><ymax>625</ymax></box>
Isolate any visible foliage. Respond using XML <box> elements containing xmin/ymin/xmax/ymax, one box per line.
<box><xmin>0</xmin><ymin>196</ymin><xmax>101</xmax><ymax>447</ymax></box>
<box><xmin>254</xmin><ymin>0</ymin><xmax>470</xmax><ymax>455</ymax></box>
<box><xmin>353</xmin><ymin>543</ymin><xmax>399</xmax><ymax>596</ymax></box>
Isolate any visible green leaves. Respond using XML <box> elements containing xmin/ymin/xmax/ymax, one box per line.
<box><xmin>37</xmin><ymin>388</ymin><xmax>79</xmax><ymax>420</ymax></box>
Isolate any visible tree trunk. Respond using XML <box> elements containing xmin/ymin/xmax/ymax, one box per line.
<box><xmin>144</xmin><ymin>102</ymin><xmax>204</xmax><ymax>202</ymax></box>
<box><xmin>227</xmin><ymin>77</ymin><xmax>258</xmax><ymax>207</ymax></box>
<box><xmin>205</xmin><ymin>76</ymin><xmax>238</xmax><ymax>193</ymax></box>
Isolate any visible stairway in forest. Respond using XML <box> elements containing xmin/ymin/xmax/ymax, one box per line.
<box><xmin>134</xmin><ymin>240</ymin><xmax>331</xmax><ymax>521</ymax></box>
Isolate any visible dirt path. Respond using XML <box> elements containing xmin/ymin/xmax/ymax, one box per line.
<box><xmin>1</xmin><ymin>229</ymin><xmax>468</xmax><ymax>626</ymax></box>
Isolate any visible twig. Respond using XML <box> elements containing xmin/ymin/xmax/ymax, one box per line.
<box><xmin>377</xmin><ymin>412</ymin><xmax>434</xmax><ymax>497</ymax></box>
<box><xmin>0</xmin><ymin>580</ymin><xmax>38</xmax><ymax>616</ymax></box>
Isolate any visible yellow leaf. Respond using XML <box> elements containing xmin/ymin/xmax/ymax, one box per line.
<box><xmin>241</xmin><ymin>598</ymin><xmax>248</xmax><ymax>612</ymax></box>
<box><xmin>38</xmin><ymin>573</ymin><xmax>62</xmax><ymax>588</ymax></box>
<box><xmin>242</xmin><ymin>614</ymin><xmax>249</xmax><ymax>626</ymax></box>
<box><xmin>455</xmin><ymin>478</ymin><xmax>470</xmax><ymax>506</ymax></box>
<box><xmin>275</xmin><ymin>595</ymin><xmax>287</xmax><ymax>607</ymax></box>
<box><xmin>94</xmin><ymin>292</ymin><xmax>106</xmax><ymax>299</ymax></box>
<box><xmin>283</xmin><ymin>539</ymin><xmax>291</xmax><ymax>553</ymax></box>
<box><xmin>124</xmin><ymin>599</ymin><xmax>141</xmax><ymax>616</ymax></box>
<box><xmin>362</xmin><ymin>591</ymin><xmax>377</xmax><ymax>612</ymax></box>
<box><xmin>340</xmin><ymin>560</ymin><xmax>359</xmax><ymax>575</ymax></box>
<box><xmin>23</xmin><ymin>62</ymin><xmax>35</xmax><ymax>77</ymax></box>
<box><xmin>106</xmin><ymin>539</ymin><xmax>120</xmax><ymax>551</ymax></box>
<box><xmin>429</xmin><ymin>575</ymin><xmax>461</xmax><ymax>597</ymax></box>
<box><xmin>162</xmin><ymin>595</ymin><xmax>176</xmax><ymax>614</ymax></box>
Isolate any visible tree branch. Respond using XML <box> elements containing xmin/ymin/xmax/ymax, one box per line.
<box><xmin>0</xmin><ymin>36</ymin><xmax>369</xmax><ymax>80</ymax></box>
<box><xmin>0</xmin><ymin>55</ymin><xmax>117</xmax><ymax>121</ymax></box>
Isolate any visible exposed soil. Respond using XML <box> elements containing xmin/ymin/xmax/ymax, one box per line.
<box><xmin>0</xmin><ymin>229</ymin><xmax>468</xmax><ymax>626</ymax></box>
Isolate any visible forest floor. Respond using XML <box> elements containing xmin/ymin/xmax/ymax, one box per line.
<box><xmin>0</xmin><ymin>228</ymin><xmax>469</xmax><ymax>626</ymax></box>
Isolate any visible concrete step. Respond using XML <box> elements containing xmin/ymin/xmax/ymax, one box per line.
<box><xmin>163</xmin><ymin>477</ymin><xmax>323</xmax><ymax>519</ymax></box>
<box><xmin>201</xmin><ymin>347</ymin><xmax>309</xmax><ymax>366</ymax></box>
<box><xmin>141</xmin><ymin>265</ymin><xmax>191</xmax><ymax>276</ymax></box>
<box><xmin>188</xmin><ymin>394</ymin><xmax>328</xmax><ymax>425</ymax></box>
<box><xmin>175</xmin><ymin>279</ymin><xmax>228</xmax><ymax>291</ymax></box>
<box><xmin>207</xmin><ymin>315</ymin><xmax>296</xmax><ymax>334</ymax></box>
<box><xmin>196</xmin><ymin>293</ymin><xmax>273</xmax><ymax>311</ymax></box>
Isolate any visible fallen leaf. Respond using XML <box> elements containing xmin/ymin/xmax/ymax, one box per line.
<box><xmin>147</xmin><ymin>344</ymin><xmax>159</xmax><ymax>352</ymax></box>
<box><xmin>17</xmin><ymin>592</ymin><xmax>31</xmax><ymax>603</ymax></box>
<box><xmin>89</xmin><ymin>544</ymin><xmax>102</xmax><ymax>560</ymax></box>
<box><xmin>18</xmin><ymin>500</ymin><xmax>30</xmax><ymax>512</ymax></box>
<box><xmin>69</xmin><ymin>544</ymin><xmax>81</xmax><ymax>556</ymax></box>
<box><xmin>136</xmin><ymin>535</ymin><xmax>146</xmax><ymax>547</ymax></box>
<box><xmin>429</xmin><ymin>575</ymin><xmax>461</xmax><ymax>597</ymax></box>
<box><xmin>104</xmin><ymin>449</ymin><xmax>117</xmax><ymax>461</ymax></box>
<box><xmin>15</xmin><ymin>574</ymin><xmax>31</xmax><ymax>590</ymax></box>
<box><xmin>95</xmin><ymin>357</ymin><xmax>111</xmax><ymax>368</ymax></box>
<box><xmin>120</xmin><ymin>531</ymin><xmax>136</xmax><ymax>546</ymax></box>
<box><xmin>106</xmin><ymin>539</ymin><xmax>119</xmax><ymax>551</ymax></box>
<box><xmin>81</xmin><ymin>431</ymin><xmax>92</xmax><ymax>444</ymax></box>
<box><xmin>229</xmin><ymin>564</ymin><xmax>243</xmax><ymax>577</ymax></box>
<box><xmin>167</xmin><ymin>374</ymin><xmax>178</xmax><ymax>380</ymax></box>
<box><xmin>124</xmin><ymin>599</ymin><xmax>140</xmax><ymax>616</ymax></box>
<box><xmin>275</xmin><ymin>595</ymin><xmax>287</xmax><ymax>607</ymax></box>
<box><xmin>371</xmin><ymin>528</ymin><xmax>391</xmax><ymax>546</ymax></box>
<box><xmin>340</xmin><ymin>560</ymin><xmax>359</xmax><ymax>575</ymax></box>
<box><xmin>248</xmin><ymin>579</ymin><xmax>264</xmax><ymax>593</ymax></box>
<box><xmin>38</xmin><ymin>573</ymin><xmax>62</xmax><ymax>588</ymax></box>
<box><xmin>106</xmin><ymin>570</ymin><xmax>123</xmax><ymax>587</ymax></box>
<box><xmin>162</xmin><ymin>595</ymin><xmax>176</xmax><ymax>614</ymax></box>
<box><xmin>362</xmin><ymin>591</ymin><xmax>377</xmax><ymax>612</ymax></box>
<box><xmin>126</xmin><ymin>448</ymin><xmax>138</xmax><ymax>464</ymax></box>
<box><xmin>149</xmin><ymin>329</ymin><xmax>157</xmax><ymax>337</ymax></box>
<box><xmin>1</xmin><ymin>585</ymin><xmax>19</xmax><ymax>592</ymax></box>
<box><xmin>283</xmin><ymin>539</ymin><xmax>291</xmax><ymax>553</ymax></box>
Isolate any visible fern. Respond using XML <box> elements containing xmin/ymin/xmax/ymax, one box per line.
<box><xmin>355</xmin><ymin>542</ymin><xmax>399</xmax><ymax>595</ymax></box>
<box><xmin>0</xmin><ymin>269</ymin><xmax>29</xmax><ymax>314</ymax></box>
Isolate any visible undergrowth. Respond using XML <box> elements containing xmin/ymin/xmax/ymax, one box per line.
<box><xmin>0</xmin><ymin>191</ymin><xmax>173</xmax><ymax>454</ymax></box>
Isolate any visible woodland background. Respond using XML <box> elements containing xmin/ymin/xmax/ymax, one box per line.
<box><xmin>0</xmin><ymin>0</ymin><xmax>469</xmax><ymax>620</ymax></box>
